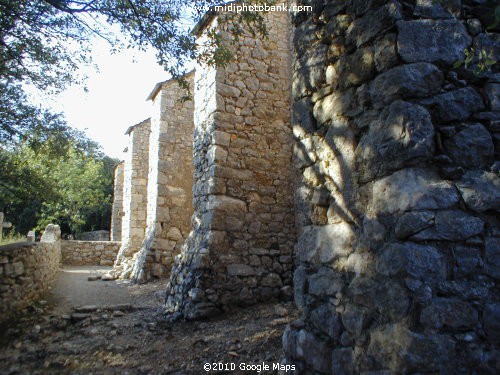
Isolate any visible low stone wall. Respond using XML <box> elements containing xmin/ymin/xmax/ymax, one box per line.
<box><xmin>0</xmin><ymin>240</ymin><xmax>61</xmax><ymax>322</ymax></box>
<box><xmin>61</xmin><ymin>240</ymin><xmax>120</xmax><ymax>266</ymax></box>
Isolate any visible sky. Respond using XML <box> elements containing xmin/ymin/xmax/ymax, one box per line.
<box><xmin>41</xmin><ymin>38</ymin><xmax>168</xmax><ymax>160</ymax></box>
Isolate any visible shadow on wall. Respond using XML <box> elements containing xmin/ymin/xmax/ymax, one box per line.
<box><xmin>285</xmin><ymin>0</ymin><xmax>499</xmax><ymax>372</ymax></box>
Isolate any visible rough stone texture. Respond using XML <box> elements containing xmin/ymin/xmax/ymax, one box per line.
<box><xmin>129</xmin><ymin>73</ymin><xmax>195</xmax><ymax>282</ymax></box>
<box><xmin>61</xmin><ymin>241</ymin><xmax>120</xmax><ymax>266</ymax></box>
<box><xmin>284</xmin><ymin>1</ymin><xmax>500</xmax><ymax>373</ymax></box>
<box><xmin>165</xmin><ymin>7</ymin><xmax>294</xmax><ymax>319</ymax></box>
<box><xmin>112</xmin><ymin>119</ymin><xmax>151</xmax><ymax>279</ymax></box>
<box><xmin>0</xmin><ymin>225</ymin><xmax>61</xmax><ymax>322</ymax></box>
<box><xmin>397</xmin><ymin>19</ymin><xmax>472</xmax><ymax>64</ymax></box>
<box><xmin>110</xmin><ymin>162</ymin><xmax>124</xmax><ymax>241</ymax></box>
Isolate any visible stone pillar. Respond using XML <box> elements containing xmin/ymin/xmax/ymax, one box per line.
<box><xmin>110</xmin><ymin>162</ymin><xmax>124</xmax><ymax>241</ymax></box>
<box><xmin>165</xmin><ymin>6</ymin><xmax>295</xmax><ymax>319</ymax></box>
<box><xmin>112</xmin><ymin>119</ymin><xmax>150</xmax><ymax>278</ymax></box>
<box><xmin>130</xmin><ymin>73</ymin><xmax>195</xmax><ymax>282</ymax></box>
<box><xmin>283</xmin><ymin>1</ymin><xmax>500</xmax><ymax>374</ymax></box>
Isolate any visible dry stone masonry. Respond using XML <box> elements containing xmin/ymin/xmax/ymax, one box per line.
<box><xmin>164</xmin><ymin>5</ymin><xmax>295</xmax><ymax>320</ymax></box>
<box><xmin>61</xmin><ymin>240</ymin><xmax>120</xmax><ymax>266</ymax></box>
<box><xmin>129</xmin><ymin>73</ymin><xmax>195</xmax><ymax>282</ymax></box>
<box><xmin>113</xmin><ymin>119</ymin><xmax>151</xmax><ymax>278</ymax></box>
<box><xmin>0</xmin><ymin>225</ymin><xmax>61</xmax><ymax>323</ymax></box>
<box><xmin>110</xmin><ymin>162</ymin><xmax>124</xmax><ymax>241</ymax></box>
<box><xmin>283</xmin><ymin>1</ymin><xmax>500</xmax><ymax>373</ymax></box>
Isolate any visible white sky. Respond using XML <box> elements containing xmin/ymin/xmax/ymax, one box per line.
<box><xmin>45</xmin><ymin>38</ymin><xmax>169</xmax><ymax>160</ymax></box>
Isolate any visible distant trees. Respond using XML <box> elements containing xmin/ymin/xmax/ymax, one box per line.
<box><xmin>0</xmin><ymin>132</ymin><xmax>117</xmax><ymax>235</ymax></box>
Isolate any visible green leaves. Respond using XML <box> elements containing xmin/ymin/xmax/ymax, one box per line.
<box><xmin>454</xmin><ymin>47</ymin><xmax>497</xmax><ymax>76</ymax></box>
<box><xmin>0</xmin><ymin>132</ymin><xmax>116</xmax><ymax>235</ymax></box>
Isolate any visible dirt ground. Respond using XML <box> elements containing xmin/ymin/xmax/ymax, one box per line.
<box><xmin>0</xmin><ymin>267</ymin><xmax>298</xmax><ymax>375</ymax></box>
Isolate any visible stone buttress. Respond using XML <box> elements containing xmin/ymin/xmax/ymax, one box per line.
<box><xmin>112</xmin><ymin>119</ymin><xmax>150</xmax><ymax>278</ymax></box>
<box><xmin>130</xmin><ymin>73</ymin><xmax>195</xmax><ymax>282</ymax></box>
<box><xmin>110</xmin><ymin>162</ymin><xmax>124</xmax><ymax>242</ymax></box>
<box><xmin>165</xmin><ymin>6</ymin><xmax>295</xmax><ymax>319</ymax></box>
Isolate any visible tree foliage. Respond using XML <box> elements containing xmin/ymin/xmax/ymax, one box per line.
<box><xmin>0</xmin><ymin>134</ymin><xmax>116</xmax><ymax>235</ymax></box>
<box><xmin>0</xmin><ymin>0</ymin><xmax>273</xmax><ymax>144</ymax></box>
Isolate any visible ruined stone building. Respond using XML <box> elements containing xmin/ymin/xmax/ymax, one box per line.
<box><xmin>110</xmin><ymin>1</ymin><xmax>499</xmax><ymax>373</ymax></box>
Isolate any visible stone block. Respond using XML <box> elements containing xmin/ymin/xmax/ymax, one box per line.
<box><xmin>377</xmin><ymin>242</ymin><xmax>446</xmax><ymax>281</ymax></box>
<box><xmin>456</xmin><ymin>170</ymin><xmax>500</xmax><ymax>212</ymax></box>
<box><xmin>410</xmin><ymin>210</ymin><xmax>484</xmax><ymax>241</ymax></box>
<box><xmin>369</xmin><ymin>63</ymin><xmax>443</xmax><ymax>108</ymax></box>
<box><xmin>397</xmin><ymin>19</ymin><xmax>472</xmax><ymax>64</ymax></box>
<box><xmin>367</xmin><ymin>168</ymin><xmax>459</xmax><ymax>215</ymax></box>
<box><xmin>444</xmin><ymin>124</ymin><xmax>494</xmax><ymax>169</ymax></box>
<box><xmin>368</xmin><ymin>324</ymin><xmax>455</xmax><ymax>372</ymax></box>
<box><xmin>297</xmin><ymin>223</ymin><xmax>356</xmax><ymax>265</ymax></box>
<box><xmin>421</xmin><ymin>87</ymin><xmax>485</xmax><ymax>123</ymax></box>
<box><xmin>307</xmin><ymin>267</ymin><xmax>343</xmax><ymax>297</ymax></box>
<box><xmin>346</xmin><ymin>1</ymin><xmax>402</xmax><ymax>47</ymax></box>
<box><xmin>484</xmin><ymin>237</ymin><xmax>500</xmax><ymax>280</ymax></box>
<box><xmin>356</xmin><ymin>101</ymin><xmax>434</xmax><ymax>182</ymax></box>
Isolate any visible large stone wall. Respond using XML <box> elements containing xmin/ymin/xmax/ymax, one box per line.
<box><xmin>113</xmin><ymin>119</ymin><xmax>151</xmax><ymax>278</ymax></box>
<box><xmin>61</xmin><ymin>240</ymin><xmax>120</xmax><ymax>266</ymax></box>
<box><xmin>0</xmin><ymin>225</ymin><xmax>61</xmax><ymax>322</ymax></box>
<box><xmin>283</xmin><ymin>1</ymin><xmax>499</xmax><ymax>373</ymax></box>
<box><xmin>165</xmin><ymin>6</ymin><xmax>295</xmax><ymax>319</ymax></box>
<box><xmin>110</xmin><ymin>162</ymin><xmax>124</xmax><ymax>241</ymax></box>
<box><xmin>129</xmin><ymin>73</ymin><xmax>195</xmax><ymax>282</ymax></box>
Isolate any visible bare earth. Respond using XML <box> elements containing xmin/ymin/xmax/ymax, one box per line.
<box><xmin>0</xmin><ymin>267</ymin><xmax>297</xmax><ymax>375</ymax></box>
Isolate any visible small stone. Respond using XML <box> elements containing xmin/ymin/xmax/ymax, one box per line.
<box><xmin>395</xmin><ymin>211</ymin><xmax>435</xmax><ymax>239</ymax></box>
<box><xmin>101</xmin><ymin>274</ymin><xmax>117</xmax><ymax>281</ymax></box>
<box><xmin>74</xmin><ymin>305</ymin><xmax>98</xmax><ymax>313</ymax></box>
<box><xmin>71</xmin><ymin>313</ymin><xmax>91</xmax><ymax>322</ymax></box>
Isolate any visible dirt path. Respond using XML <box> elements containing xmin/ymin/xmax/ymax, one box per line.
<box><xmin>49</xmin><ymin>266</ymin><xmax>161</xmax><ymax>314</ymax></box>
<box><xmin>0</xmin><ymin>268</ymin><xmax>297</xmax><ymax>375</ymax></box>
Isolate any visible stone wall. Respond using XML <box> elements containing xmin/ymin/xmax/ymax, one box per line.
<box><xmin>0</xmin><ymin>225</ymin><xmax>61</xmax><ymax>322</ymax></box>
<box><xmin>113</xmin><ymin>119</ymin><xmax>151</xmax><ymax>278</ymax></box>
<box><xmin>165</xmin><ymin>5</ymin><xmax>296</xmax><ymax>319</ymax></box>
<box><xmin>283</xmin><ymin>1</ymin><xmax>500</xmax><ymax>373</ymax></box>
<box><xmin>129</xmin><ymin>73</ymin><xmax>195</xmax><ymax>282</ymax></box>
<box><xmin>76</xmin><ymin>230</ymin><xmax>110</xmax><ymax>241</ymax></box>
<box><xmin>61</xmin><ymin>240</ymin><xmax>120</xmax><ymax>266</ymax></box>
<box><xmin>110</xmin><ymin>162</ymin><xmax>124</xmax><ymax>241</ymax></box>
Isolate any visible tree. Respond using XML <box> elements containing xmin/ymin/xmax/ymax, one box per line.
<box><xmin>0</xmin><ymin>132</ymin><xmax>117</xmax><ymax>235</ymax></box>
<box><xmin>0</xmin><ymin>0</ymin><xmax>273</xmax><ymax>143</ymax></box>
